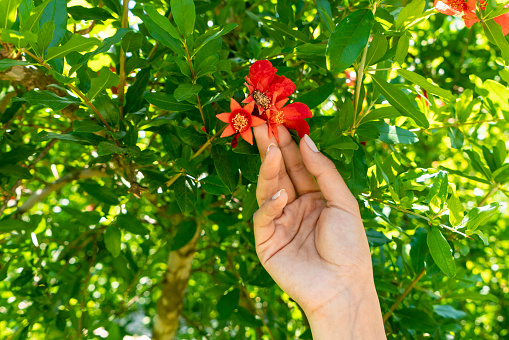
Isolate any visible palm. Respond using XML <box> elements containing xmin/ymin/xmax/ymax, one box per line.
<box><xmin>257</xmin><ymin>193</ymin><xmax>371</xmax><ymax>313</ymax></box>
<box><xmin>252</xmin><ymin>126</ymin><xmax>373</xmax><ymax>314</ymax></box>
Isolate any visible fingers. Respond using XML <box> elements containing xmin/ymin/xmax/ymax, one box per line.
<box><xmin>300</xmin><ymin>135</ymin><xmax>359</xmax><ymax>214</ymax></box>
<box><xmin>253</xmin><ymin>189</ymin><xmax>288</xmax><ymax>248</ymax></box>
<box><xmin>253</xmin><ymin>125</ymin><xmax>296</xmax><ymax>203</ymax></box>
<box><xmin>276</xmin><ymin>126</ymin><xmax>319</xmax><ymax>196</ymax></box>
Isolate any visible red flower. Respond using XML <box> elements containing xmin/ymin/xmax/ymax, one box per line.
<box><xmin>216</xmin><ymin>98</ymin><xmax>266</xmax><ymax>148</ymax></box>
<box><xmin>435</xmin><ymin>0</ymin><xmax>509</xmax><ymax>35</ymax></box>
<box><xmin>265</xmin><ymin>98</ymin><xmax>312</xmax><ymax>142</ymax></box>
<box><xmin>243</xmin><ymin>60</ymin><xmax>296</xmax><ymax>115</ymax></box>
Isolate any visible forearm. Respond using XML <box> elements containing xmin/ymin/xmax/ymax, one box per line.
<box><xmin>305</xmin><ymin>284</ymin><xmax>386</xmax><ymax>340</ymax></box>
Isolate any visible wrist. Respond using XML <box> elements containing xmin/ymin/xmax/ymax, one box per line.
<box><xmin>305</xmin><ymin>283</ymin><xmax>386</xmax><ymax>340</ymax></box>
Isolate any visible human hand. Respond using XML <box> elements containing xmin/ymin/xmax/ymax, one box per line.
<box><xmin>253</xmin><ymin>125</ymin><xmax>385</xmax><ymax>339</ymax></box>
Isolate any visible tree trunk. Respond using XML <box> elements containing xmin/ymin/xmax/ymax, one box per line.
<box><xmin>152</xmin><ymin>226</ymin><xmax>201</xmax><ymax>339</ymax></box>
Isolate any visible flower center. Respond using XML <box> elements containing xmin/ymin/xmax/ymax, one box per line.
<box><xmin>271</xmin><ymin>109</ymin><xmax>284</xmax><ymax>125</ymax></box>
<box><xmin>449</xmin><ymin>0</ymin><xmax>467</xmax><ymax>14</ymax></box>
<box><xmin>252</xmin><ymin>90</ymin><xmax>271</xmax><ymax>109</ymax></box>
<box><xmin>232</xmin><ymin>111</ymin><xmax>250</xmax><ymax>133</ymax></box>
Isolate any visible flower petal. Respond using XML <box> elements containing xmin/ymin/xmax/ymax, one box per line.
<box><xmin>230</xmin><ymin>98</ymin><xmax>242</xmax><ymax>112</ymax></box>
<box><xmin>281</xmin><ymin>102</ymin><xmax>313</xmax><ymax>120</ymax></box>
<box><xmin>284</xmin><ymin>119</ymin><xmax>310</xmax><ymax>138</ymax></box>
<box><xmin>434</xmin><ymin>0</ymin><xmax>461</xmax><ymax>15</ymax></box>
<box><xmin>268</xmin><ymin>75</ymin><xmax>296</xmax><ymax>102</ymax></box>
<box><xmin>244</xmin><ymin>101</ymin><xmax>255</xmax><ymax>114</ymax></box>
<box><xmin>243</xmin><ymin>96</ymin><xmax>254</xmax><ymax>104</ymax></box>
<box><xmin>216</xmin><ymin>112</ymin><xmax>231</xmax><ymax>123</ymax></box>
<box><xmin>240</xmin><ymin>128</ymin><xmax>254</xmax><ymax>145</ymax></box>
<box><xmin>221</xmin><ymin>124</ymin><xmax>236</xmax><ymax>137</ymax></box>
<box><xmin>248</xmin><ymin>60</ymin><xmax>277</xmax><ymax>91</ymax></box>
<box><xmin>494</xmin><ymin>11</ymin><xmax>509</xmax><ymax>36</ymax></box>
<box><xmin>251</xmin><ymin>115</ymin><xmax>266</xmax><ymax>127</ymax></box>
<box><xmin>275</xmin><ymin>98</ymin><xmax>289</xmax><ymax>109</ymax></box>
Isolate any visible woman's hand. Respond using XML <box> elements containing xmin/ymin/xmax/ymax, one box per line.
<box><xmin>253</xmin><ymin>125</ymin><xmax>386</xmax><ymax>339</ymax></box>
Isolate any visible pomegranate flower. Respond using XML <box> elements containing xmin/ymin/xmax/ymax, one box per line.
<box><xmin>434</xmin><ymin>0</ymin><xmax>509</xmax><ymax>35</ymax></box>
<box><xmin>216</xmin><ymin>99</ymin><xmax>266</xmax><ymax>148</ymax></box>
<box><xmin>243</xmin><ymin>60</ymin><xmax>296</xmax><ymax>115</ymax></box>
<box><xmin>266</xmin><ymin>98</ymin><xmax>312</xmax><ymax>142</ymax></box>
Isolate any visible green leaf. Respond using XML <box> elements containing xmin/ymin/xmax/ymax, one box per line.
<box><xmin>492</xmin><ymin>163</ymin><xmax>509</xmax><ymax>184</ymax></box>
<box><xmin>144</xmin><ymin>5</ymin><xmax>181</xmax><ymax>40</ymax></box>
<box><xmin>176</xmin><ymin>126</ymin><xmax>207</xmax><ymax>147</ymax></box>
<box><xmin>0</xmin><ymin>219</ymin><xmax>34</xmax><ymax>233</ymax></box>
<box><xmin>87</xmin><ymin>66</ymin><xmax>120</xmax><ymax>100</ymax></box>
<box><xmin>174</xmin><ymin>84</ymin><xmax>202</xmax><ymax>102</ymax></box>
<box><xmin>104</xmin><ymin>225</ymin><xmax>122</xmax><ymax>257</ymax></box>
<box><xmin>410</xmin><ymin>227</ymin><xmax>427</xmax><ymax>274</ymax></box>
<box><xmin>171</xmin><ymin>220</ymin><xmax>197</xmax><ymax>250</ymax></box>
<box><xmin>365</xmin><ymin>33</ymin><xmax>388</xmax><ymax>66</ymax></box>
<box><xmin>262</xmin><ymin>19</ymin><xmax>309</xmax><ymax>43</ymax></box>
<box><xmin>465</xmin><ymin>150</ymin><xmax>492</xmax><ymax>180</ymax></box>
<box><xmin>427</xmin><ymin>226</ymin><xmax>456</xmax><ymax>277</ymax></box>
<box><xmin>394</xmin><ymin>35</ymin><xmax>409</xmax><ymax>65</ymax></box>
<box><xmin>1</xmin><ymin>29</ymin><xmax>37</xmax><ymax>49</ymax></box>
<box><xmin>40</xmin><ymin>0</ymin><xmax>67</xmax><ymax>48</ymax></box>
<box><xmin>296</xmin><ymin>83</ymin><xmax>335</xmax><ymax>110</ymax></box>
<box><xmin>394</xmin><ymin>308</ymin><xmax>438</xmax><ymax>331</ymax></box>
<box><xmin>359</xmin><ymin>106</ymin><xmax>400</xmax><ymax>124</ymax></box>
<box><xmin>192</xmin><ymin>23</ymin><xmax>238</xmax><ymax>57</ymax></box>
<box><xmin>200</xmin><ymin>175</ymin><xmax>230</xmax><ymax>195</ymax></box>
<box><xmin>0</xmin><ymin>59</ymin><xmax>31</xmax><ymax>71</ymax></box>
<box><xmin>326</xmin><ymin>9</ymin><xmax>374</xmax><ymax>72</ymax></box>
<box><xmin>144</xmin><ymin>92</ymin><xmax>195</xmax><ymax>112</ymax></box>
<box><xmin>398</xmin><ymin>69</ymin><xmax>455</xmax><ymax>102</ymax></box>
<box><xmin>117</xmin><ymin>213</ymin><xmax>148</xmax><ymax>235</ymax></box>
<box><xmin>80</xmin><ymin>182</ymin><xmax>119</xmax><ymax>205</ymax></box>
<box><xmin>484</xmin><ymin>19</ymin><xmax>509</xmax><ymax>64</ymax></box>
<box><xmin>395</xmin><ymin>0</ymin><xmax>425</xmax><ymax>30</ymax></box>
<box><xmin>141</xmin><ymin>14</ymin><xmax>184</xmax><ymax>56</ymax></box>
<box><xmin>121</xmin><ymin>31</ymin><xmax>143</xmax><ymax>53</ymax></box>
<box><xmin>447</xmin><ymin>127</ymin><xmax>464</xmax><ymax>149</ymax></box>
<box><xmin>211</xmin><ymin>145</ymin><xmax>237</xmax><ymax>193</ymax></box>
<box><xmin>97</xmin><ymin>142</ymin><xmax>128</xmax><ymax>156</ymax></box>
<box><xmin>22</xmin><ymin>0</ymin><xmax>52</xmax><ymax>32</ymax></box>
<box><xmin>0</xmin><ymin>164</ymin><xmax>33</xmax><ymax>179</ymax></box>
<box><xmin>73</xmin><ymin>120</ymin><xmax>105</xmax><ymax>133</ymax></box>
<box><xmin>68</xmin><ymin>6</ymin><xmax>114</xmax><ymax>21</ymax></box>
<box><xmin>459</xmin><ymin>202</ymin><xmax>499</xmax><ymax>231</ymax></box>
<box><xmin>218</xmin><ymin>288</ymin><xmax>240</xmax><ymax>319</ymax></box>
<box><xmin>366</xmin><ymin>229</ymin><xmax>391</xmax><ymax>246</ymax></box>
<box><xmin>14</xmin><ymin>90</ymin><xmax>80</xmax><ymax>110</ymax></box>
<box><xmin>0</xmin><ymin>0</ymin><xmax>23</xmax><ymax>29</ymax></box>
<box><xmin>376</xmin><ymin>122</ymin><xmax>419</xmax><ymax>144</ymax></box>
<box><xmin>36</xmin><ymin>21</ymin><xmax>55</xmax><ymax>55</ymax></box>
<box><xmin>447</xmin><ymin>186</ymin><xmax>464</xmax><ymax>227</ymax></box>
<box><xmin>370</xmin><ymin>74</ymin><xmax>429</xmax><ymax>128</ymax></box>
<box><xmin>174</xmin><ymin>176</ymin><xmax>196</xmax><ymax>214</ymax></box>
<box><xmin>94</xmin><ymin>95</ymin><xmax>119</xmax><ymax>127</ymax></box>
<box><xmin>447</xmin><ymin>291</ymin><xmax>498</xmax><ymax>303</ymax></box>
<box><xmin>125</xmin><ymin>67</ymin><xmax>151</xmax><ymax>114</ymax></box>
<box><xmin>46</xmin><ymin>34</ymin><xmax>101</xmax><ymax>61</ymax></box>
<box><xmin>170</xmin><ymin>0</ymin><xmax>195</xmax><ymax>39</ymax></box>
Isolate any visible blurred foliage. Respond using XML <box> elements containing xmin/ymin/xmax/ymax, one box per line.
<box><xmin>0</xmin><ymin>0</ymin><xmax>509</xmax><ymax>339</ymax></box>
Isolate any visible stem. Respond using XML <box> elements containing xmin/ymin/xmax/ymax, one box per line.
<box><xmin>382</xmin><ymin>268</ymin><xmax>426</xmax><ymax>323</ymax></box>
<box><xmin>410</xmin><ymin>118</ymin><xmax>503</xmax><ymax>132</ymax></box>
<box><xmin>183</xmin><ymin>41</ymin><xmax>207</xmax><ymax>127</ymax></box>
<box><xmin>351</xmin><ymin>2</ymin><xmax>378</xmax><ymax>137</ymax></box>
<box><xmin>478</xmin><ymin>183</ymin><xmax>499</xmax><ymax>207</ymax></box>
<box><xmin>117</xmin><ymin>0</ymin><xmax>130</xmax><ymax>118</ymax></box>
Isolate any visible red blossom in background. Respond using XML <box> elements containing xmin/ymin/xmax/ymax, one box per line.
<box><xmin>434</xmin><ymin>0</ymin><xmax>509</xmax><ymax>35</ymax></box>
<box><xmin>216</xmin><ymin>99</ymin><xmax>265</xmax><ymax>148</ymax></box>
<box><xmin>243</xmin><ymin>60</ymin><xmax>295</xmax><ymax>115</ymax></box>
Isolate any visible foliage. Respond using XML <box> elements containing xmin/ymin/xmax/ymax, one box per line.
<box><xmin>0</xmin><ymin>0</ymin><xmax>509</xmax><ymax>339</ymax></box>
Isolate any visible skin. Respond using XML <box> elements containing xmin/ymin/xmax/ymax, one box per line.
<box><xmin>253</xmin><ymin>125</ymin><xmax>386</xmax><ymax>340</ymax></box>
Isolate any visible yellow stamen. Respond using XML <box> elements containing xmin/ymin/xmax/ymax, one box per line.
<box><xmin>232</xmin><ymin>113</ymin><xmax>249</xmax><ymax>132</ymax></box>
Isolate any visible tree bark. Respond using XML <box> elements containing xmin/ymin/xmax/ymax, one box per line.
<box><xmin>152</xmin><ymin>226</ymin><xmax>201</xmax><ymax>340</ymax></box>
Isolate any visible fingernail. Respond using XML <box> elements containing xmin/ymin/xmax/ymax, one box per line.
<box><xmin>266</xmin><ymin>143</ymin><xmax>277</xmax><ymax>156</ymax></box>
<box><xmin>304</xmin><ymin>135</ymin><xmax>319</xmax><ymax>152</ymax></box>
<box><xmin>272</xmin><ymin>189</ymin><xmax>285</xmax><ymax>200</ymax></box>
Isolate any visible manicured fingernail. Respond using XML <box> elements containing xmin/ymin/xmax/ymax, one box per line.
<box><xmin>272</xmin><ymin>189</ymin><xmax>285</xmax><ymax>200</ymax></box>
<box><xmin>266</xmin><ymin>143</ymin><xmax>277</xmax><ymax>156</ymax></box>
<box><xmin>304</xmin><ymin>135</ymin><xmax>319</xmax><ymax>152</ymax></box>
